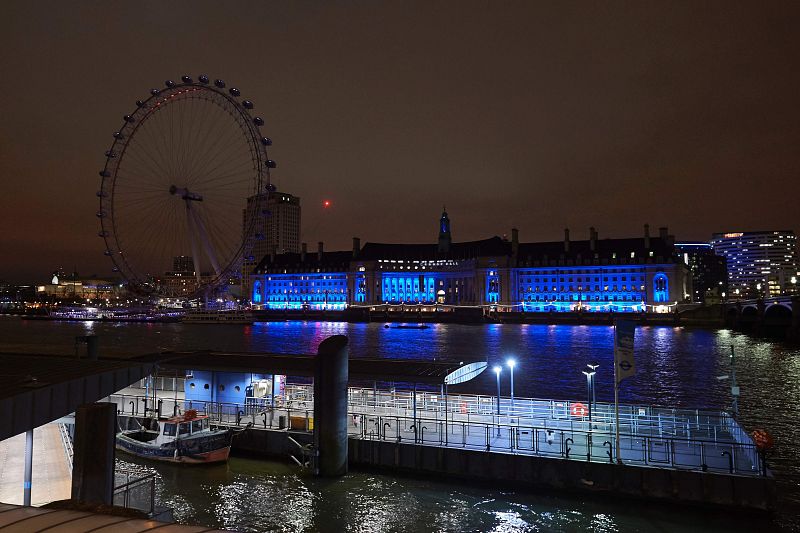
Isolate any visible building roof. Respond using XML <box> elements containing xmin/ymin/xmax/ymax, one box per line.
<box><xmin>359</xmin><ymin>236</ymin><xmax>509</xmax><ymax>261</ymax></box>
<box><xmin>253</xmin><ymin>250</ymin><xmax>354</xmax><ymax>273</ymax></box>
<box><xmin>252</xmin><ymin>234</ymin><xmax>681</xmax><ymax>274</ymax></box>
<box><xmin>516</xmin><ymin>237</ymin><xmax>676</xmax><ymax>264</ymax></box>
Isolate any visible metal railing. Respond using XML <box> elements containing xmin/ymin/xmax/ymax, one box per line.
<box><xmin>108</xmin><ymin>392</ymin><xmax>765</xmax><ymax>477</ymax></box>
<box><xmin>57</xmin><ymin>423</ymin><xmax>73</xmax><ymax>473</ymax></box>
<box><xmin>113</xmin><ymin>469</ymin><xmax>156</xmax><ymax>516</ymax></box>
<box><xmin>355</xmin><ymin>413</ymin><xmax>764</xmax><ymax>476</ymax></box>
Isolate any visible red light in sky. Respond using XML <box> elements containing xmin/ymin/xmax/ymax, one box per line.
<box><xmin>323</xmin><ymin>200</ymin><xmax>331</xmax><ymax>208</ymax></box>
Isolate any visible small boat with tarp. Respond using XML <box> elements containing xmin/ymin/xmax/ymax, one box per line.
<box><xmin>116</xmin><ymin>410</ymin><xmax>245</xmax><ymax>464</ymax></box>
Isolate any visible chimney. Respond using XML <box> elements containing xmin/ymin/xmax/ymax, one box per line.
<box><xmin>590</xmin><ymin>227</ymin><xmax>597</xmax><ymax>252</ymax></box>
<box><xmin>644</xmin><ymin>224</ymin><xmax>651</xmax><ymax>249</ymax></box>
<box><xmin>317</xmin><ymin>241</ymin><xmax>324</xmax><ymax>261</ymax></box>
<box><xmin>301</xmin><ymin>242</ymin><xmax>307</xmax><ymax>262</ymax></box>
<box><xmin>659</xmin><ymin>226</ymin><xmax>668</xmax><ymax>240</ymax></box>
<box><xmin>511</xmin><ymin>228</ymin><xmax>519</xmax><ymax>261</ymax></box>
<box><xmin>564</xmin><ymin>228</ymin><xmax>570</xmax><ymax>253</ymax></box>
<box><xmin>352</xmin><ymin>237</ymin><xmax>360</xmax><ymax>258</ymax></box>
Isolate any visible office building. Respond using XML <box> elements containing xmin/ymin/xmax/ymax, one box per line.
<box><xmin>711</xmin><ymin>231</ymin><xmax>799</xmax><ymax>298</ymax></box>
<box><xmin>242</xmin><ymin>190</ymin><xmax>301</xmax><ymax>296</ymax></box>
<box><xmin>675</xmin><ymin>243</ymin><xmax>728</xmax><ymax>303</ymax></box>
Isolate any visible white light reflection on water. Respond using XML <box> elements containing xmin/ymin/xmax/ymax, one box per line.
<box><xmin>6</xmin><ymin>320</ymin><xmax>800</xmax><ymax>530</ymax></box>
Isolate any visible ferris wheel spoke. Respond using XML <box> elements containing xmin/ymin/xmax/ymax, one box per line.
<box><xmin>126</xmin><ymin>128</ymin><xmax>174</xmax><ymax>183</ymax></box>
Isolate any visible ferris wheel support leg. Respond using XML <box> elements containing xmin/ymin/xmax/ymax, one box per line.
<box><xmin>187</xmin><ymin>201</ymin><xmax>222</xmax><ymax>278</ymax></box>
<box><xmin>185</xmin><ymin>204</ymin><xmax>203</xmax><ymax>286</ymax></box>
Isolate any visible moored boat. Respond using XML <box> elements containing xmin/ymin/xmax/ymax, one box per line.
<box><xmin>182</xmin><ymin>309</ymin><xmax>254</xmax><ymax>324</ymax></box>
<box><xmin>116</xmin><ymin>410</ymin><xmax>243</xmax><ymax>464</ymax></box>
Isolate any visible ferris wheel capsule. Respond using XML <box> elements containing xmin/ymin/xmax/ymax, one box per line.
<box><xmin>165</xmin><ymin>80</ymin><xmax>175</xmax><ymax>88</ymax></box>
<box><xmin>198</xmin><ymin>75</ymin><xmax>209</xmax><ymax>84</ymax></box>
<box><xmin>253</xmin><ymin>117</ymin><xmax>264</xmax><ymax>126</ymax></box>
<box><xmin>214</xmin><ymin>79</ymin><xmax>226</xmax><ymax>88</ymax></box>
<box><xmin>260</xmin><ymin>137</ymin><xmax>272</xmax><ymax>146</ymax></box>
<box><xmin>229</xmin><ymin>87</ymin><xmax>241</xmax><ymax>97</ymax></box>
<box><xmin>242</xmin><ymin>100</ymin><xmax>254</xmax><ymax>109</ymax></box>
<box><xmin>181</xmin><ymin>75</ymin><xmax>193</xmax><ymax>84</ymax></box>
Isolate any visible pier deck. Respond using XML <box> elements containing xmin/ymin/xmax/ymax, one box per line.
<box><xmin>108</xmin><ymin>384</ymin><xmax>764</xmax><ymax>478</ymax></box>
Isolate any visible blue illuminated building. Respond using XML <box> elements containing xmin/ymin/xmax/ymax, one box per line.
<box><xmin>250</xmin><ymin>213</ymin><xmax>689</xmax><ymax>313</ymax></box>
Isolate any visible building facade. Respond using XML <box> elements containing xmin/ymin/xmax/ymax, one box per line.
<box><xmin>250</xmin><ymin>213</ymin><xmax>689</xmax><ymax>312</ymax></box>
<box><xmin>675</xmin><ymin>242</ymin><xmax>728</xmax><ymax>303</ymax></box>
<box><xmin>241</xmin><ymin>190</ymin><xmax>301</xmax><ymax>295</ymax></box>
<box><xmin>711</xmin><ymin>231</ymin><xmax>799</xmax><ymax>298</ymax></box>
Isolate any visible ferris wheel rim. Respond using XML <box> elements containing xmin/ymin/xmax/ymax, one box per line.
<box><xmin>97</xmin><ymin>75</ymin><xmax>275</xmax><ymax>297</ymax></box>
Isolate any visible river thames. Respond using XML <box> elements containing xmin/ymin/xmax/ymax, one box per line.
<box><xmin>1</xmin><ymin>317</ymin><xmax>797</xmax><ymax>531</ymax></box>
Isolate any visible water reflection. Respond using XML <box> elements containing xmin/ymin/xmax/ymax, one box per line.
<box><xmin>4</xmin><ymin>320</ymin><xmax>799</xmax><ymax>530</ymax></box>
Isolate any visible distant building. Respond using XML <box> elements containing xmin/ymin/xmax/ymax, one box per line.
<box><xmin>250</xmin><ymin>213</ymin><xmax>689</xmax><ymax>313</ymax></box>
<box><xmin>675</xmin><ymin>242</ymin><xmax>728</xmax><ymax>303</ymax></box>
<box><xmin>172</xmin><ymin>256</ymin><xmax>195</xmax><ymax>274</ymax></box>
<box><xmin>711</xmin><ymin>231</ymin><xmax>799</xmax><ymax>298</ymax></box>
<box><xmin>36</xmin><ymin>271</ymin><xmax>123</xmax><ymax>300</ymax></box>
<box><xmin>241</xmin><ymin>190</ymin><xmax>301</xmax><ymax>296</ymax></box>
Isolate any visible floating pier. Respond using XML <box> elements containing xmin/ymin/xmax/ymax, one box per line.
<box><xmin>107</xmin><ymin>382</ymin><xmax>775</xmax><ymax>512</ymax></box>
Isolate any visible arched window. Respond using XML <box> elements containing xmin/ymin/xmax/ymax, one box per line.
<box><xmin>653</xmin><ymin>273</ymin><xmax>669</xmax><ymax>302</ymax></box>
<box><xmin>253</xmin><ymin>280</ymin><xmax>262</xmax><ymax>304</ymax></box>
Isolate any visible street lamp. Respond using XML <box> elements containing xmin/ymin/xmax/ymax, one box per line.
<box><xmin>506</xmin><ymin>358</ymin><xmax>516</xmax><ymax>413</ymax></box>
<box><xmin>493</xmin><ymin>365</ymin><xmax>502</xmax><ymax>436</ymax></box>
<box><xmin>582</xmin><ymin>364</ymin><xmax>598</xmax><ymax>424</ymax></box>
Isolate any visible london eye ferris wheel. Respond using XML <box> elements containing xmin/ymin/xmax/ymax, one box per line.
<box><xmin>96</xmin><ymin>75</ymin><xmax>276</xmax><ymax>298</ymax></box>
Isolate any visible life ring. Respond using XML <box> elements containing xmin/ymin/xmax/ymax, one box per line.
<box><xmin>460</xmin><ymin>402</ymin><xmax>467</xmax><ymax>414</ymax></box>
<box><xmin>751</xmin><ymin>429</ymin><xmax>774</xmax><ymax>451</ymax></box>
<box><xmin>570</xmin><ymin>402</ymin><xmax>587</xmax><ymax>417</ymax></box>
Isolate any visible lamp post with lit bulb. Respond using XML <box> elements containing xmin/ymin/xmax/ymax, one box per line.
<box><xmin>582</xmin><ymin>365</ymin><xmax>598</xmax><ymax>424</ymax></box>
<box><xmin>493</xmin><ymin>365</ymin><xmax>502</xmax><ymax>436</ymax></box>
<box><xmin>507</xmin><ymin>358</ymin><xmax>516</xmax><ymax>414</ymax></box>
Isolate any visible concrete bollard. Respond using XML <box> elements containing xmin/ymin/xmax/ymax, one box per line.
<box><xmin>314</xmin><ymin>335</ymin><xmax>349</xmax><ymax>476</ymax></box>
<box><xmin>71</xmin><ymin>402</ymin><xmax>116</xmax><ymax>505</ymax></box>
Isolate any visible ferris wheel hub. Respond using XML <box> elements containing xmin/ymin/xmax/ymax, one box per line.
<box><xmin>169</xmin><ymin>185</ymin><xmax>203</xmax><ymax>202</ymax></box>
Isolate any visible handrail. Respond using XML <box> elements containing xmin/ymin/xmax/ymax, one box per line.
<box><xmin>57</xmin><ymin>423</ymin><xmax>73</xmax><ymax>473</ymax></box>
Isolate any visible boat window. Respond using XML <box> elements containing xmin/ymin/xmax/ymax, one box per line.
<box><xmin>163</xmin><ymin>423</ymin><xmax>176</xmax><ymax>436</ymax></box>
<box><xmin>192</xmin><ymin>419</ymin><xmax>203</xmax><ymax>433</ymax></box>
<box><xmin>203</xmin><ymin>419</ymin><xmax>209</xmax><ymax>429</ymax></box>
<box><xmin>179</xmin><ymin>423</ymin><xmax>190</xmax><ymax>435</ymax></box>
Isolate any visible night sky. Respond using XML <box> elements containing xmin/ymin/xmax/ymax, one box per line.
<box><xmin>1</xmin><ymin>1</ymin><xmax>798</xmax><ymax>283</ymax></box>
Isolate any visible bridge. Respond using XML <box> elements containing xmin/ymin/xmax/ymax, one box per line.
<box><xmin>721</xmin><ymin>295</ymin><xmax>799</xmax><ymax>339</ymax></box>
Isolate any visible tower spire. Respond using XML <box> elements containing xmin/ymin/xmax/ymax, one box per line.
<box><xmin>438</xmin><ymin>207</ymin><xmax>452</xmax><ymax>253</ymax></box>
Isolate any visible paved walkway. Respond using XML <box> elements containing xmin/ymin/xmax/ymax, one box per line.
<box><xmin>0</xmin><ymin>424</ymin><xmax>71</xmax><ymax>506</ymax></box>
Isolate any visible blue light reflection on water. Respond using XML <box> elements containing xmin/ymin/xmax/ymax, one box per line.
<box><xmin>3</xmin><ymin>318</ymin><xmax>799</xmax><ymax>531</ymax></box>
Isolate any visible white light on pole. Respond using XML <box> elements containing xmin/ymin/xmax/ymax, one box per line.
<box><xmin>506</xmin><ymin>358</ymin><xmax>516</xmax><ymax>413</ymax></box>
<box><xmin>493</xmin><ymin>365</ymin><xmax>502</xmax><ymax>436</ymax></box>
<box><xmin>583</xmin><ymin>364</ymin><xmax>598</xmax><ymax>424</ymax></box>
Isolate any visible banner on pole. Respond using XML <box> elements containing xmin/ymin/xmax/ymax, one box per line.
<box><xmin>614</xmin><ymin>319</ymin><xmax>636</xmax><ymax>383</ymax></box>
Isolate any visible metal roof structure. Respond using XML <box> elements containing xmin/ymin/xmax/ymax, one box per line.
<box><xmin>0</xmin><ymin>503</ymin><xmax>226</xmax><ymax>531</ymax></box>
<box><xmin>0</xmin><ymin>353</ymin><xmax>155</xmax><ymax>441</ymax></box>
<box><xmin>129</xmin><ymin>351</ymin><xmax>475</xmax><ymax>385</ymax></box>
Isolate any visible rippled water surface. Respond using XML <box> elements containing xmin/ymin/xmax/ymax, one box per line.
<box><xmin>2</xmin><ymin>318</ymin><xmax>798</xmax><ymax>531</ymax></box>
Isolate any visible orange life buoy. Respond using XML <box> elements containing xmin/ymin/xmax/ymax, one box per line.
<box><xmin>460</xmin><ymin>402</ymin><xmax>467</xmax><ymax>414</ymax></box>
<box><xmin>570</xmin><ymin>402</ymin><xmax>587</xmax><ymax>417</ymax></box>
<box><xmin>751</xmin><ymin>429</ymin><xmax>774</xmax><ymax>451</ymax></box>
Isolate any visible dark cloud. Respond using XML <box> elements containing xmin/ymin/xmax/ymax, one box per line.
<box><xmin>1</xmin><ymin>1</ymin><xmax>798</xmax><ymax>283</ymax></box>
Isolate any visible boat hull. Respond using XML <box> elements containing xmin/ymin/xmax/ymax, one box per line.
<box><xmin>116</xmin><ymin>429</ymin><xmax>233</xmax><ymax>464</ymax></box>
